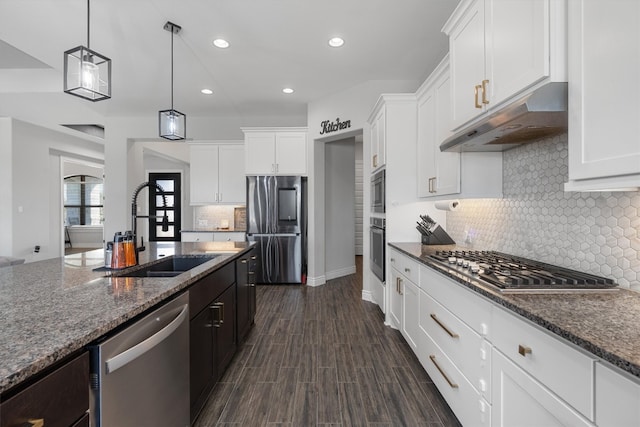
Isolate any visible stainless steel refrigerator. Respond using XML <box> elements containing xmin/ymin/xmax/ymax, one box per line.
<box><xmin>246</xmin><ymin>175</ymin><xmax>306</xmax><ymax>284</ymax></box>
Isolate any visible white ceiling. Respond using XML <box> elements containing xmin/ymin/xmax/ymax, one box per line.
<box><xmin>0</xmin><ymin>0</ymin><xmax>459</xmax><ymax>125</ymax></box>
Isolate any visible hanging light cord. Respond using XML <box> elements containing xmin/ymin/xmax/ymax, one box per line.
<box><xmin>87</xmin><ymin>0</ymin><xmax>91</xmax><ymax>49</ymax></box>
<box><xmin>170</xmin><ymin>27</ymin><xmax>174</xmax><ymax>110</ymax></box>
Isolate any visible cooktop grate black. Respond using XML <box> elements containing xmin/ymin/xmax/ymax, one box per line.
<box><xmin>429</xmin><ymin>250</ymin><xmax>616</xmax><ymax>291</ymax></box>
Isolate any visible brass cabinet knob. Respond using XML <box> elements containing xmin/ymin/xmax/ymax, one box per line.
<box><xmin>518</xmin><ymin>344</ymin><xmax>532</xmax><ymax>357</ymax></box>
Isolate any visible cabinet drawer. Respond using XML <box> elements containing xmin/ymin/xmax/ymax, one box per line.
<box><xmin>213</xmin><ymin>232</ymin><xmax>246</xmax><ymax>242</ymax></box>
<box><xmin>181</xmin><ymin>232</ymin><xmax>215</xmax><ymax>242</ymax></box>
<box><xmin>1</xmin><ymin>352</ymin><xmax>89</xmax><ymax>427</ymax></box>
<box><xmin>595</xmin><ymin>362</ymin><xmax>640</xmax><ymax>426</ymax></box>
<box><xmin>189</xmin><ymin>262</ymin><xmax>235</xmax><ymax>317</ymax></box>
<box><xmin>492</xmin><ymin>306</ymin><xmax>595</xmax><ymax>420</ymax></box>
<box><xmin>420</xmin><ymin>289</ymin><xmax>491</xmax><ymax>402</ymax></box>
<box><xmin>389</xmin><ymin>249</ymin><xmax>419</xmax><ymax>284</ymax></box>
<box><xmin>418</xmin><ymin>329</ymin><xmax>491</xmax><ymax>427</ymax></box>
<box><xmin>420</xmin><ymin>265</ymin><xmax>491</xmax><ymax>338</ymax></box>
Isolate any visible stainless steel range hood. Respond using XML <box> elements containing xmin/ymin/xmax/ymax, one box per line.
<box><xmin>440</xmin><ymin>82</ymin><xmax>568</xmax><ymax>152</ymax></box>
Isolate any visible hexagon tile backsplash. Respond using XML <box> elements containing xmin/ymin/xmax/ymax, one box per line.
<box><xmin>446</xmin><ymin>133</ymin><xmax>640</xmax><ymax>290</ymax></box>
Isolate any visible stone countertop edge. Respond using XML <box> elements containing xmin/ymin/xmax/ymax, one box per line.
<box><xmin>388</xmin><ymin>242</ymin><xmax>640</xmax><ymax>380</ymax></box>
<box><xmin>0</xmin><ymin>241</ymin><xmax>255</xmax><ymax>396</ymax></box>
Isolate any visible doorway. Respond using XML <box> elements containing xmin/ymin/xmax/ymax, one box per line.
<box><xmin>148</xmin><ymin>172</ymin><xmax>181</xmax><ymax>241</ymax></box>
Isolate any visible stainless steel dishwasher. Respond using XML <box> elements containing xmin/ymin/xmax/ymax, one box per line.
<box><xmin>89</xmin><ymin>291</ymin><xmax>190</xmax><ymax>427</ymax></box>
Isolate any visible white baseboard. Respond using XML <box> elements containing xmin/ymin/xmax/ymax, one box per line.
<box><xmin>306</xmin><ymin>275</ymin><xmax>326</xmax><ymax>287</ymax></box>
<box><xmin>325</xmin><ymin>265</ymin><xmax>356</xmax><ymax>281</ymax></box>
<box><xmin>361</xmin><ymin>289</ymin><xmax>374</xmax><ymax>302</ymax></box>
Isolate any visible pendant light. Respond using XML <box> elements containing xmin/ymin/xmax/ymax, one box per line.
<box><xmin>159</xmin><ymin>22</ymin><xmax>186</xmax><ymax>141</ymax></box>
<box><xmin>63</xmin><ymin>0</ymin><xmax>111</xmax><ymax>101</ymax></box>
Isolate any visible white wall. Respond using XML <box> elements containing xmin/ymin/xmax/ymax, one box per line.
<box><xmin>9</xmin><ymin>119</ymin><xmax>104</xmax><ymax>261</ymax></box>
<box><xmin>355</xmin><ymin>139</ymin><xmax>364</xmax><ymax>255</ymax></box>
<box><xmin>0</xmin><ymin>118</ymin><xmax>13</xmax><ymax>256</ymax></box>
<box><xmin>325</xmin><ymin>139</ymin><xmax>356</xmax><ymax>280</ymax></box>
<box><xmin>306</xmin><ymin>79</ymin><xmax>421</xmax><ymax>288</ymax></box>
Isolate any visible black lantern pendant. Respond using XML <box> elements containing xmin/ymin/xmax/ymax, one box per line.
<box><xmin>64</xmin><ymin>0</ymin><xmax>111</xmax><ymax>101</ymax></box>
<box><xmin>159</xmin><ymin>22</ymin><xmax>186</xmax><ymax>141</ymax></box>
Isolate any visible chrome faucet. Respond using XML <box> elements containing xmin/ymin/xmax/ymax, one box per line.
<box><xmin>131</xmin><ymin>181</ymin><xmax>169</xmax><ymax>264</ymax></box>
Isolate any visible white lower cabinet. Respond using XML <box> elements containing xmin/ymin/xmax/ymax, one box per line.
<box><xmin>492</xmin><ymin>349</ymin><xmax>593</xmax><ymax>427</ymax></box>
<box><xmin>182</xmin><ymin>232</ymin><xmax>245</xmax><ymax>242</ymax></box>
<box><xmin>492</xmin><ymin>307</ymin><xmax>595</xmax><ymax>421</ymax></box>
<box><xmin>181</xmin><ymin>232</ymin><xmax>215</xmax><ymax>242</ymax></box>
<box><xmin>388</xmin><ymin>248</ymin><xmax>634</xmax><ymax>427</ymax></box>
<box><xmin>595</xmin><ymin>362</ymin><xmax>640</xmax><ymax>427</ymax></box>
<box><xmin>213</xmin><ymin>232</ymin><xmax>245</xmax><ymax>242</ymax></box>
<box><xmin>420</xmin><ymin>329</ymin><xmax>491</xmax><ymax>427</ymax></box>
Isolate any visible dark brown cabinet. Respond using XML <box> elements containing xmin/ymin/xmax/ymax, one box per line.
<box><xmin>236</xmin><ymin>249</ymin><xmax>257</xmax><ymax>342</ymax></box>
<box><xmin>0</xmin><ymin>352</ymin><xmax>89</xmax><ymax>427</ymax></box>
<box><xmin>189</xmin><ymin>261</ymin><xmax>237</xmax><ymax>422</ymax></box>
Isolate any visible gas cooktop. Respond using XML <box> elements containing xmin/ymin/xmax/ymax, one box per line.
<box><xmin>428</xmin><ymin>250</ymin><xmax>617</xmax><ymax>293</ymax></box>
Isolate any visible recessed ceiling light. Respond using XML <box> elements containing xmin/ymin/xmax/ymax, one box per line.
<box><xmin>328</xmin><ymin>37</ymin><xmax>345</xmax><ymax>48</ymax></box>
<box><xmin>213</xmin><ymin>39</ymin><xmax>229</xmax><ymax>49</ymax></box>
<box><xmin>201</xmin><ymin>88</ymin><xmax>213</xmax><ymax>95</ymax></box>
<box><xmin>282</xmin><ymin>88</ymin><xmax>294</xmax><ymax>94</ymax></box>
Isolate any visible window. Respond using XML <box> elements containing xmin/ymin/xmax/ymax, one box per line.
<box><xmin>63</xmin><ymin>175</ymin><xmax>104</xmax><ymax>226</ymax></box>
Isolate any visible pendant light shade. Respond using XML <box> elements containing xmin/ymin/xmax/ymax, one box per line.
<box><xmin>63</xmin><ymin>0</ymin><xmax>111</xmax><ymax>101</ymax></box>
<box><xmin>159</xmin><ymin>21</ymin><xmax>186</xmax><ymax>141</ymax></box>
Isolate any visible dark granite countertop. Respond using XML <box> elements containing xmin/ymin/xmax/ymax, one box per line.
<box><xmin>0</xmin><ymin>241</ymin><xmax>254</xmax><ymax>395</ymax></box>
<box><xmin>389</xmin><ymin>242</ymin><xmax>640</xmax><ymax>379</ymax></box>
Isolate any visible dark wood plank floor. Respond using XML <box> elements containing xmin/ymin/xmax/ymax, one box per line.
<box><xmin>194</xmin><ymin>256</ymin><xmax>461</xmax><ymax>427</ymax></box>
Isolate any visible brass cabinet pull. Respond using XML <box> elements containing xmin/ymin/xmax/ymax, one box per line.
<box><xmin>404</xmin><ymin>267</ymin><xmax>411</xmax><ymax>273</ymax></box>
<box><xmin>518</xmin><ymin>344</ymin><xmax>532</xmax><ymax>357</ymax></box>
<box><xmin>430</xmin><ymin>355</ymin><xmax>459</xmax><ymax>389</ymax></box>
<box><xmin>250</xmin><ymin>255</ymin><xmax>257</xmax><ymax>260</ymax></box>
<box><xmin>28</xmin><ymin>420</ymin><xmax>44</xmax><ymax>427</ymax></box>
<box><xmin>390</xmin><ymin>258</ymin><xmax>395</xmax><ymax>263</ymax></box>
<box><xmin>430</xmin><ymin>313</ymin><xmax>459</xmax><ymax>338</ymax></box>
<box><xmin>482</xmin><ymin>79</ymin><xmax>489</xmax><ymax>104</ymax></box>
<box><xmin>373</xmin><ymin>154</ymin><xmax>378</xmax><ymax>167</ymax></box>
<box><xmin>398</xmin><ymin>277</ymin><xmax>403</xmax><ymax>295</ymax></box>
<box><xmin>241</xmin><ymin>259</ymin><xmax>247</xmax><ymax>264</ymax></box>
<box><xmin>474</xmin><ymin>85</ymin><xmax>482</xmax><ymax>108</ymax></box>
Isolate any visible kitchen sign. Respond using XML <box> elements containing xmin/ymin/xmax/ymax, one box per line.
<box><xmin>320</xmin><ymin>117</ymin><xmax>351</xmax><ymax>135</ymax></box>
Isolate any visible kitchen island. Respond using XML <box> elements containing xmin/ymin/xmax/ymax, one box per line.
<box><xmin>0</xmin><ymin>241</ymin><xmax>254</xmax><ymax>396</ymax></box>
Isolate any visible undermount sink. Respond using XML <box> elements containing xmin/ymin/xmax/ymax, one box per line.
<box><xmin>111</xmin><ymin>255</ymin><xmax>218</xmax><ymax>278</ymax></box>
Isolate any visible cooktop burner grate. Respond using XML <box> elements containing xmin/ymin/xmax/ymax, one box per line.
<box><xmin>429</xmin><ymin>250</ymin><xmax>616</xmax><ymax>291</ymax></box>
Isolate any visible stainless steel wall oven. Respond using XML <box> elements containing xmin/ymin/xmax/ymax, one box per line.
<box><xmin>371</xmin><ymin>169</ymin><xmax>385</xmax><ymax>213</ymax></box>
<box><xmin>370</xmin><ymin>217</ymin><xmax>385</xmax><ymax>282</ymax></box>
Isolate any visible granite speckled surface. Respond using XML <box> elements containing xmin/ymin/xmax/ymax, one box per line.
<box><xmin>389</xmin><ymin>242</ymin><xmax>640</xmax><ymax>379</ymax></box>
<box><xmin>0</xmin><ymin>241</ymin><xmax>253</xmax><ymax>395</ymax></box>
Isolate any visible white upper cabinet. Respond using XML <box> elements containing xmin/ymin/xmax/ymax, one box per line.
<box><xmin>416</xmin><ymin>55</ymin><xmax>502</xmax><ymax>199</ymax></box>
<box><xmin>370</xmin><ymin>107</ymin><xmax>386</xmax><ymax>172</ymax></box>
<box><xmin>443</xmin><ymin>0</ymin><xmax>566</xmax><ymax>130</ymax></box>
<box><xmin>189</xmin><ymin>143</ymin><xmax>245</xmax><ymax>205</ymax></box>
<box><xmin>243</xmin><ymin>128</ymin><xmax>308</xmax><ymax>176</ymax></box>
<box><xmin>565</xmin><ymin>0</ymin><xmax>640</xmax><ymax>191</ymax></box>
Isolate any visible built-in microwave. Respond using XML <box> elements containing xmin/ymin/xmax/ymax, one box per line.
<box><xmin>371</xmin><ymin>169</ymin><xmax>385</xmax><ymax>213</ymax></box>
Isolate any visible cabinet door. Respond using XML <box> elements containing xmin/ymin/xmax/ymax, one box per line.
<box><xmin>245</xmin><ymin>132</ymin><xmax>276</xmax><ymax>174</ymax></box>
<box><xmin>389</xmin><ymin>268</ymin><xmax>403</xmax><ymax>330</ymax></box>
<box><xmin>448</xmin><ymin>0</ymin><xmax>486</xmax><ymax>129</ymax></box>
<box><xmin>567</xmin><ymin>0</ymin><xmax>640</xmax><ymax>185</ymax></box>
<box><xmin>402</xmin><ymin>278</ymin><xmax>420</xmax><ymax>352</ymax></box>
<box><xmin>491</xmin><ymin>350</ymin><xmax>593</xmax><ymax>427</ymax></box>
<box><xmin>370</xmin><ymin>114</ymin><xmax>380</xmax><ymax>170</ymax></box>
<box><xmin>416</xmin><ymin>84</ymin><xmax>437</xmax><ymax>197</ymax></box>
<box><xmin>376</xmin><ymin>109</ymin><xmax>386</xmax><ymax>169</ymax></box>
<box><xmin>275</xmin><ymin>132</ymin><xmax>307</xmax><ymax>175</ymax></box>
<box><xmin>0</xmin><ymin>352</ymin><xmax>89</xmax><ymax>427</ymax></box>
<box><xmin>213</xmin><ymin>232</ymin><xmax>246</xmax><ymax>242</ymax></box>
<box><xmin>433</xmin><ymin>69</ymin><xmax>461</xmax><ymax>196</ymax></box>
<box><xmin>236</xmin><ymin>255</ymin><xmax>251</xmax><ymax>342</ymax></box>
<box><xmin>218</xmin><ymin>145</ymin><xmax>245</xmax><ymax>203</ymax></box>
<box><xmin>213</xmin><ymin>283</ymin><xmax>237</xmax><ymax>380</ymax></box>
<box><xmin>486</xmin><ymin>0</ymin><xmax>548</xmax><ymax>107</ymax></box>
<box><xmin>190</xmin><ymin>144</ymin><xmax>219</xmax><ymax>204</ymax></box>
<box><xmin>595</xmin><ymin>362</ymin><xmax>640</xmax><ymax>427</ymax></box>
<box><xmin>189</xmin><ymin>307</ymin><xmax>214</xmax><ymax>420</ymax></box>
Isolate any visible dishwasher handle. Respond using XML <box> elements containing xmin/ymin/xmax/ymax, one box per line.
<box><xmin>105</xmin><ymin>303</ymin><xmax>188</xmax><ymax>374</ymax></box>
